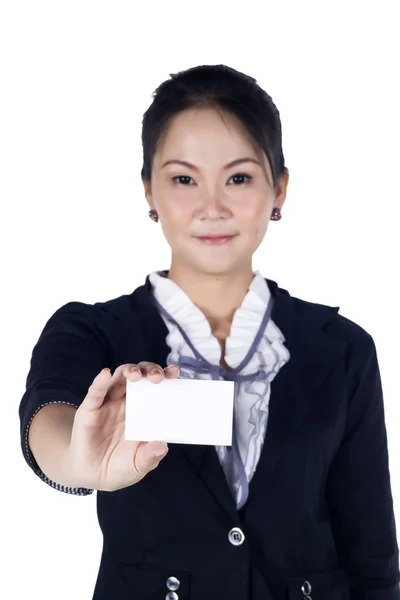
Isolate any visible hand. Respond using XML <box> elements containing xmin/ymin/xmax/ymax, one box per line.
<box><xmin>65</xmin><ymin>362</ymin><xmax>180</xmax><ymax>492</ymax></box>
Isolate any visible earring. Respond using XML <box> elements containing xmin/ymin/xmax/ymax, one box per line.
<box><xmin>148</xmin><ymin>209</ymin><xmax>159</xmax><ymax>222</ymax></box>
<box><xmin>271</xmin><ymin>208</ymin><xmax>282</xmax><ymax>221</ymax></box>
<box><xmin>149</xmin><ymin>207</ymin><xmax>280</xmax><ymax>222</ymax></box>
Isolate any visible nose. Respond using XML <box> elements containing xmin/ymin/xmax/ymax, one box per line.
<box><xmin>198</xmin><ymin>187</ymin><xmax>229</xmax><ymax>220</ymax></box>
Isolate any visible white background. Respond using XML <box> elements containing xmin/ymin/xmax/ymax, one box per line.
<box><xmin>1</xmin><ymin>1</ymin><xmax>399</xmax><ymax>597</ymax></box>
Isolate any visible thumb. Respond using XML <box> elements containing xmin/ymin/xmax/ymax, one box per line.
<box><xmin>82</xmin><ymin>368</ymin><xmax>111</xmax><ymax>411</ymax></box>
<box><xmin>134</xmin><ymin>441</ymin><xmax>169</xmax><ymax>476</ymax></box>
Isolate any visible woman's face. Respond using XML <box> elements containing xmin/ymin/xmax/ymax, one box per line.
<box><xmin>143</xmin><ymin>106</ymin><xmax>289</xmax><ymax>276</ymax></box>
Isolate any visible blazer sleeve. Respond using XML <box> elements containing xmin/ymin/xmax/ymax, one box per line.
<box><xmin>326</xmin><ymin>331</ymin><xmax>400</xmax><ymax>600</ymax></box>
<box><xmin>18</xmin><ymin>301</ymin><xmax>110</xmax><ymax>496</ymax></box>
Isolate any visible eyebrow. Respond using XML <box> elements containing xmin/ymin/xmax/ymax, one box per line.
<box><xmin>161</xmin><ymin>157</ymin><xmax>263</xmax><ymax>171</ymax></box>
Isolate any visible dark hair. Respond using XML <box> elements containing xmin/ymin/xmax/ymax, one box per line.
<box><xmin>141</xmin><ymin>64</ymin><xmax>286</xmax><ymax>189</ymax></box>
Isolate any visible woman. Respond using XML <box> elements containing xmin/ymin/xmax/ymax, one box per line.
<box><xmin>19</xmin><ymin>64</ymin><xmax>399</xmax><ymax>600</ymax></box>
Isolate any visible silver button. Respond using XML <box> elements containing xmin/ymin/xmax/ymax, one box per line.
<box><xmin>301</xmin><ymin>581</ymin><xmax>312</xmax><ymax>595</ymax></box>
<box><xmin>165</xmin><ymin>593</ymin><xmax>179</xmax><ymax>600</ymax></box>
<box><xmin>166</xmin><ymin>577</ymin><xmax>180</xmax><ymax>591</ymax></box>
<box><xmin>228</xmin><ymin>527</ymin><xmax>245</xmax><ymax>546</ymax></box>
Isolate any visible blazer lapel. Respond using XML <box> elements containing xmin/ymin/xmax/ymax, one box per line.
<box><xmin>133</xmin><ymin>275</ymin><xmax>345</xmax><ymax>520</ymax></box>
<box><xmin>176</xmin><ymin>442</ymin><xmax>239</xmax><ymax>520</ymax></box>
<box><xmin>253</xmin><ymin>281</ymin><xmax>345</xmax><ymax>479</ymax></box>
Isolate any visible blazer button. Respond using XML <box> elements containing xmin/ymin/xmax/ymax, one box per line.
<box><xmin>165</xmin><ymin>593</ymin><xmax>179</xmax><ymax>600</ymax></box>
<box><xmin>228</xmin><ymin>527</ymin><xmax>245</xmax><ymax>546</ymax></box>
<box><xmin>301</xmin><ymin>580</ymin><xmax>312</xmax><ymax>596</ymax></box>
<box><xmin>166</xmin><ymin>576</ymin><xmax>180</xmax><ymax>591</ymax></box>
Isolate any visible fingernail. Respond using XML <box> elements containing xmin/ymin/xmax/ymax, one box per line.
<box><xmin>151</xmin><ymin>368</ymin><xmax>162</xmax><ymax>375</ymax></box>
<box><xmin>130</xmin><ymin>366</ymin><xmax>140</xmax><ymax>374</ymax></box>
<box><xmin>154</xmin><ymin>446</ymin><xmax>169</xmax><ymax>458</ymax></box>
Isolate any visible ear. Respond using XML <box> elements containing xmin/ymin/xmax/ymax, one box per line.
<box><xmin>275</xmin><ymin>167</ymin><xmax>289</xmax><ymax>210</ymax></box>
<box><xmin>142</xmin><ymin>178</ymin><xmax>154</xmax><ymax>210</ymax></box>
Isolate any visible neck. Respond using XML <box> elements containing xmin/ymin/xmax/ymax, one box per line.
<box><xmin>167</xmin><ymin>261</ymin><xmax>255</xmax><ymax>330</ymax></box>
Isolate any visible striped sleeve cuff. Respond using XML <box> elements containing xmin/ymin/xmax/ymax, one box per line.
<box><xmin>24</xmin><ymin>400</ymin><xmax>94</xmax><ymax>496</ymax></box>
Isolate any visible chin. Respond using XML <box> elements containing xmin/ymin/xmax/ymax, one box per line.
<box><xmin>192</xmin><ymin>258</ymin><xmax>241</xmax><ymax>277</ymax></box>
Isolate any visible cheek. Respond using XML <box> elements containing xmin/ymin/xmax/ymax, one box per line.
<box><xmin>159</xmin><ymin>203</ymin><xmax>192</xmax><ymax>245</ymax></box>
<box><xmin>164</xmin><ymin>208</ymin><xmax>192</xmax><ymax>232</ymax></box>
<box><xmin>237</xmin><ymin>201</ymin><xmax>269</xmax><ymax>230</ymax></box>
<box><xmin>254</xmin><ymin>220</ymin><xmax>269</xmax><ymax>241</ymax></box>
<box><xmin>238</xmin><ymin>207</ymin><xmax>270</xmax><ymax>247</ymax></box>
<box><xmin>158</xmin><ymin>195</ymin><xmax>191</xmax><ymax>223</ymax></box>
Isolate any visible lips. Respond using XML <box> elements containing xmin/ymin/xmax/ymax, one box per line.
<box><xmin>195</xmin><ymin>234</ymin><xmax>236</xmax><ymax>239</ymax></box>
<box><xmin>195</xmin><ymin>234</ymin><xmax>237</xmax><ymax>245</ymax></box>
<box><xmin>198</xmin><ymin>236</ymin><xmax>234</xmax><ymax>240</ymax></box>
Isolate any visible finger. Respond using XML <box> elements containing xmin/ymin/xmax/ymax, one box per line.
<box><xmin>123</xmin><ymin>364</ymin><xmax>143</xmax><ymax>382</ymax></box>
<box><xmin>164</xmin><ymin>365</ymin><xmax>180</xmax><ymax>378</ymax></box>
<box><xmin>134</xmin><ymin>441</ymin><xmax>169</xmax><ymax>476</ymax></box>
<box><xmin>137</xmin><ymin>361</ymin><xmax>165</xmax><ymax>384</ymax></box>
<box><xmin>105</xmin><ymin>363</ymin><xmax>143</xmax><ymax>399</ymax></box>
<box><xmin>82</xmin><ymin>368</ymin><xmax>112</xmax><ymax>411</ymax></box>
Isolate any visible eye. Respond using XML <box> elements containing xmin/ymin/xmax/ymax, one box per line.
<box><xmin>172</xmin><ymin>176</ymin><xmax>194</xmax><ymax>185</ymax></box>
<box><xmin>171</xmin><ymin>173</ymin><xmax>253</xmax><ymax>186</ymax></box>
<box><xmin>228</xmin><ymin>173</ymin><xmax>253</xmax><ymax>185</ymax></box>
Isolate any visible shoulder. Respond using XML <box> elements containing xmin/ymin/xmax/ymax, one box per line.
<box><xmin>48</xmin><ymin>288</ymin><xmax>143</xmax><ymax>331</ymax></box>
<box><xmin>38</xmin><ymin>290</ymin><xmax>146</xmax><ymax>370</ymax></box>
<box><xmin>273</xmin><ymin>279</ymin><xmax>377</xmax><ymax>374</ymax></box>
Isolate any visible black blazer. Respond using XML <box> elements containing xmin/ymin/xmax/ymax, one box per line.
<box><xmin>19</xmin><ymin>275</ymin><xmax>400</xmax><ymax>600</ymax></box>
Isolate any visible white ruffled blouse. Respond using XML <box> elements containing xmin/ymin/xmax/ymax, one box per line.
<box><xmin>148</xmin><ymin>270</ymin><xmax>291</xmax><ymax>509</ymax></box>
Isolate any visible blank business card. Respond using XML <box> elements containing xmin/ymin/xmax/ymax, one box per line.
<box><xmin>125</xmin><ymin>377</ymin><xmax>234</xmax><ymax>445</ymax></box>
